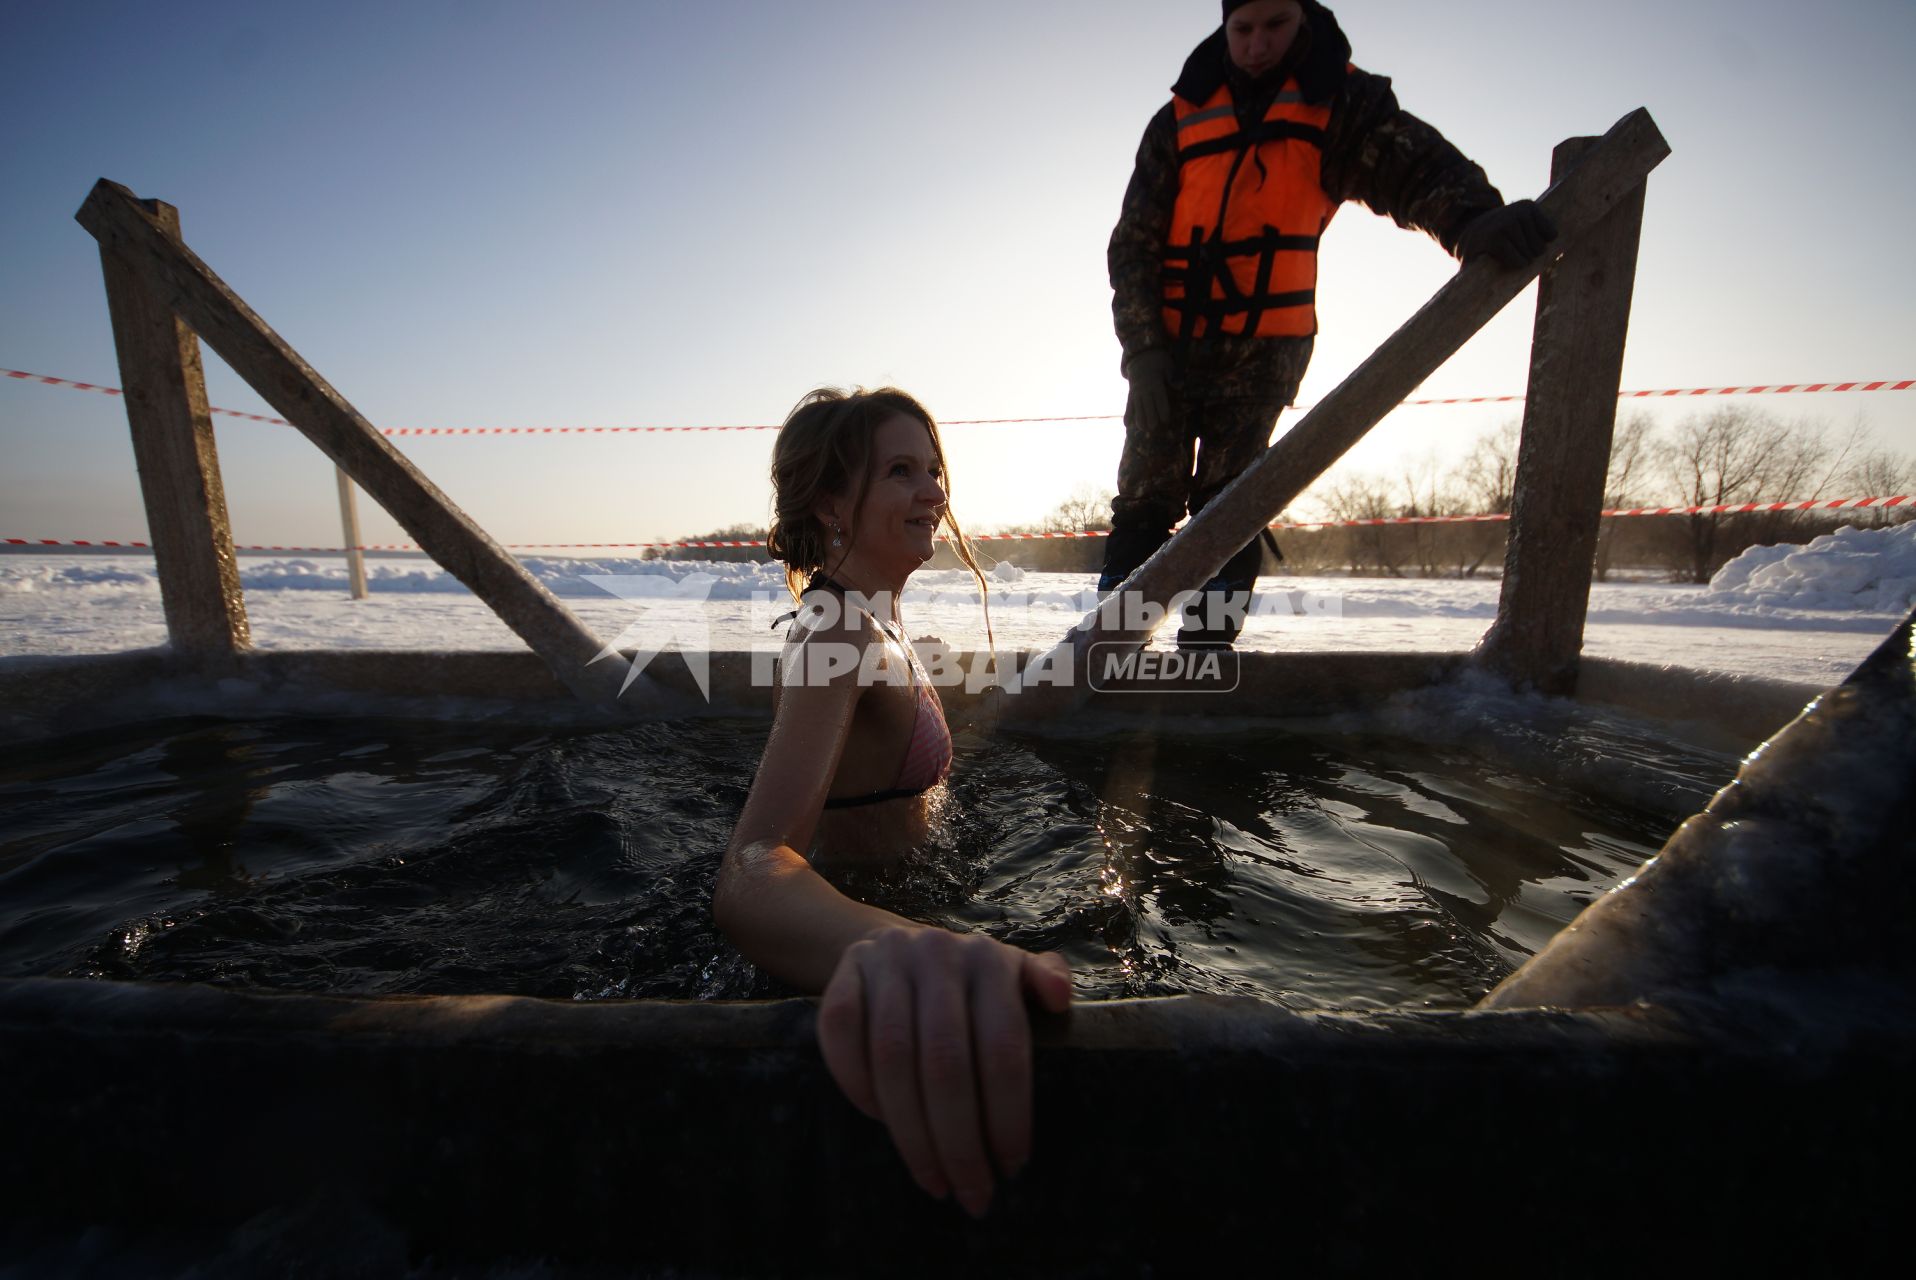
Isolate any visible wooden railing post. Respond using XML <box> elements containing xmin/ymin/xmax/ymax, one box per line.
<box><xmin>77</xmin><ymin>180</ymin><xmax>639</xmax><ymax>710</ymax></box>
<box><xmin>1478</xmin><ymin>137</ymin><xmax>1649</xmax><ymax>693</ymax></box>
<box><xmin>335</xmin><ymin>466</ymin><xmax>369</xmax><ymax>600</ymax></box>
<box><xmin>95</xmin><ymin>198</ymin><xmax>250</xmax><ymax>667</ymax></box>
<box><xmin>1009</xmin><ymin>109</ymin><xmax>1669</xmax><ymax>716</ymax></box>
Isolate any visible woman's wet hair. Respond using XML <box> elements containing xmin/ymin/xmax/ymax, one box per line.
<box><xmin>767</xmin><ymin>386</ymin><xmax>993</xmax><ymax>643</ymax></box>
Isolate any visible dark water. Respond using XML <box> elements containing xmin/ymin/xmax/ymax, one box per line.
<box><xmin>0</xmin><ymin>697</ymin><xmax>1736</xmax><ymax>1010</ymax></box>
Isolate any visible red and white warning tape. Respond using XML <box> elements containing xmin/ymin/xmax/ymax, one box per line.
<box><xmin>0</xmin><ymin>368</ymin><xmax>1115</xmax><ymax>433</ymax></box>
<box><xmin>9</xmin><ymin>496</ymin><xmax>1908</xmax><ymax>553</ymax></box>
<box><xmin>1384</xmin><ymin>380</ymin><xmax>1916</xmax><ymax>406</ymax></box>
<box><xmin>1280</xmin><ymin>494</ymin><xmax>1915</xmax><ymax>529</ymax></box>
<box><xmin>7</xmin><ymin>367</ymin><xmax>1912</xmax><ymax>436</ymax></box>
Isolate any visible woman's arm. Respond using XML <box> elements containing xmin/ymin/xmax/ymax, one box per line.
<box><xmin>715</xmin><ymin>675</ymin><xmax>928</xmax><ymax>990</ymax></box>
<box><xmin>713</xmin><ymin>628</ymin><xmax>1073</xmax><ymax>1217</ymax></box>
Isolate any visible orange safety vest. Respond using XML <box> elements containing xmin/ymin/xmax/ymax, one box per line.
<box><xmin>1161</xmin><ymin>77</ymin><xmax>1338</xmax><ymax>341</ymax></box>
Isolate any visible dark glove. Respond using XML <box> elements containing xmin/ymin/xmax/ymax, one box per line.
<box><xmin>1455</xmin><ymin>200</ymin><xmax>1558</xmax><ymax>267</ymax></box>
<box><xmin>1123</xmin><ymin>348</ymin><xmax>1174</xmax><ymax>437</ymax></box>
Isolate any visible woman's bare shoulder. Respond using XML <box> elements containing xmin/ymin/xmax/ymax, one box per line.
<box><xmin>782</xmin><ymin>596</ymin><xmax>909</xmax><ymax>683</ymax></box>
<box><xmin>783</xmin><ymin>593</ymin><xmax>879</xmax><ymax>647</ymax></box>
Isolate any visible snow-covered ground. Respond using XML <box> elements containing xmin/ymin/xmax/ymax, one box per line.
<box><xmin>3</xmin><ymin>522</ymin><xmax>1911</xmax><ymax>687</ymax></box>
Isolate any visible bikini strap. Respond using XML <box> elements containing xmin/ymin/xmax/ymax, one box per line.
<box><xmin>770</xmin><ymin>573</ymin><xmax>851</xmax><ymax>630</ymax></box>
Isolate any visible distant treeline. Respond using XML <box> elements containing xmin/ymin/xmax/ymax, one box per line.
<box><xmin>1288</xmin><ymin>406</ymin><xmax>1913</xmax><ymax>583</ymax></box>
<box><xmin>0</xmin><ymin>545</ymin><xmax>440</xmax><ymax>559</ymax></box>
<box><xmin>653</xmin><ymin>407</ymin><xmax>1913</xmax><ymax>582</ymax></box>
<box><xmin>26</xmin><ymin>411</ymin><xmax>1903</xmax><ymax>580</ymax></box>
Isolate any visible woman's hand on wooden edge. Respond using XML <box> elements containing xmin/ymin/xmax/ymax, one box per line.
<box><xmin>815</xmin><ymin>926</ymin><xmax>1073</xmax><ymax>1218</ymax></box>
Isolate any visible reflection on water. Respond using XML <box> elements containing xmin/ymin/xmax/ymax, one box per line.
<box><xmin>917</xmin><ymin>714</ymin><xmax>1719</xmax><ymax>1010</ymax></box>
<box><xmin>0</xmin><ymin>702</ymin><xmax>1736</xmax><ymax>1010</ymax></box>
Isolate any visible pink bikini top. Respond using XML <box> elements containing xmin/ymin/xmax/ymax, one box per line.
<box><xmin>822</xmin><ymin>629</ymin><xmax>952</xmax><ymax>810</ymax></box>
<box><xmin>894</xmin><ymin>646</ymin><xmax>955</xmax><ymax>790</ymax></box>
<box><xmin>779</xmin><ymin>576</ymin><xmax>951</xmax><ymax>811</ymax></box>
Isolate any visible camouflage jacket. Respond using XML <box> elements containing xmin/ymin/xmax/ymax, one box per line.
<box><xmin>1109</xmin><ymin>3</ymin><xmax>1505</xmax><ymax>373</ymax></box>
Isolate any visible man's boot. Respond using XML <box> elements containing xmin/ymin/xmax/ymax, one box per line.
<box><xmin>1098</xmin><ymin>518</ymin><xmax>1176</xmax><ymax>593</ymax></box>
<box><xmin>1177</xmin><ymin>535</ymin><xmax>1266</xmax><ymax>650</ymax></box>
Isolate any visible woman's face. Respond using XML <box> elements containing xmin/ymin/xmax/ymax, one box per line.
<box><xmin>839</xmin><ymin>412</ymin><xmax>947</xmax><ymax>571</ymax></box>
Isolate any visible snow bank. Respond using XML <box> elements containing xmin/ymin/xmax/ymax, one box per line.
<box><xmin>4</xmin><ymin>521</ymin><xmax>1908</xmax><ymax>654</ymax></box>
<box><xmin>0</xmin><ymin>554</ymin><xmax>1039</xmax><ymax>606</ymax></box>
<box><xmin>4</xmin><ymin>552</ymin><xmax>1894</xmax><ymax>681</ymax></box>
<box><xmin>0</xmin><ymin>562</ymin><xmax>153</xmax><ymax>593</ymax></box>
<box><xmin>0</xmin><ymin>555</ymin><xmax>796</xmax><ymax>601</ymax></box>
<box><xmin>1708</xmin><ymin>523</ymin><xmax>1916</xmax><ymax>614</ymax></box>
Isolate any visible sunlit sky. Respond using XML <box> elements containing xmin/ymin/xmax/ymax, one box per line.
<box><xmin>2</xmin><ymin>0</ymin><xmax>1911</xmax><ymax>550</ymax></box>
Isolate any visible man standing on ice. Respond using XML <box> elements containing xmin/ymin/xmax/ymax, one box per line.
<box><xmin>1103</xmin><ymin>0</ymin><xmax>1556</xmax><ymax>646</ymax></box>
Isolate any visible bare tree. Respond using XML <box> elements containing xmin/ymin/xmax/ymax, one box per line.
<box><xmin>1654</xmin><ymin>407</ymin><xmax>1838</xmax><ymax>583</ymax></box>
<box><xmin>1444</xmin><ymin>420</ymin><xmax>1520</xmax><ymax>578</ymax></box>
<box><xmin>1043</xmin><ymin>486</ymin><xmax>1115</xmax><ymax>535</ymax></box>
<box><xmin>981</xmin><ymin>488</ymin><xmax>1116</xmax><ymax>572</ymax></box>
<box><xmin>1838</xmin><ymin>446</ymin><xmax>1916</xmax><ymax>525</ymax></box>
<box><xmin>1457</xmin><ymin>419</ymin><xmax>1521</xmax><ymax>516</ymax></box>
<box><xmin>1604</xmin><ymin>411</ymin><xmax>1655</xmax><ymax>507</ymax></box>
<box><xmin>1319</xmin><ymin>472</ymin><xmax>1404</xmax><ymax>575</ymax></box>
<box><xmin>1395</xmin><ymin>455</ymin><xmax>1461</xmax><ymax>577</ymax></box>
<box><xmin>1593</xmin><ymin>410</ymin><xmax>1654</xmax><ymax>581</ymax></box>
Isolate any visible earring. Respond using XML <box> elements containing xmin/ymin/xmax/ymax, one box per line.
<box><xmin>831</xmin><ymin>522</ymin><xmax>843</xmax><ymax>549</ymax></box>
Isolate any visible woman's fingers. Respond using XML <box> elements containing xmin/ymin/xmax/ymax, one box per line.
<box><xmin>817</xmin><ymin>944</ymin><xmax>878</xmax><ymax>1119</ymax></box>
<box><xmin>915</xmin><ymin>938</ymin><xmax>995</xmax><ymax>1218</ymax></box>
<box><xmin>865</xmin><ymin>934</ymin><xmax>947</xmax><ymax>1201</ymax></box>
<box><xmin>969</xmin><ymin>947</ymin><xmax>1036</xmax><ymax>1181</ymax></box>
<box><xmin>1024</xmin><ymin>950</ymin><xmax>1074</xmax><ymax>1014</ymax></box>
<box><xmin>821</xmin><ymin>933</ymin><xmax>1073</xmax><ymax>1216</ymax></box>
<box><xmin>978</xmin><ymin>949</ymin><xmax>1073</xmax><ymax>1176</ymax></box>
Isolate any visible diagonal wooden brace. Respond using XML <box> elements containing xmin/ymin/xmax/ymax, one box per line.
<box><xmin>1009</xmin><ymin>108</ymin><xmax>1670</xmax><ymax>716</ymax></box>
<box><xmin>77</xmin><ymin>180</ymin><xmax>650</xmax><ymax>712</ymax></box>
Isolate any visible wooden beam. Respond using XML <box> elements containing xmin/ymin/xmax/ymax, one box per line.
<box><xmin>1477</xmin><ymin>136</ymin><xmax>1648</xmax><ymax>692</ymax></box>
<box><xmin>95</xmin><ymin>198</ymin><xmax>250</xmax><ymax>667</ymax></box>
<box><xmin>76</xmin><ymin>180</ymin><xmax>640</xmax><ymax>710</ymax></box>
<box><xmin>1483</xmin><ymin>604</ymin><xmax>1916</xmax><ymax>1011</ymax></box>
<box><xmin>334</xmin><ymin>466</ymin><xmax>369</xmax><ymax>601</ymax></box>
<box><xmin>1011</xmin><ymin>109</ymin><xmax>1669</xmax><ymax>713</ymax></box>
